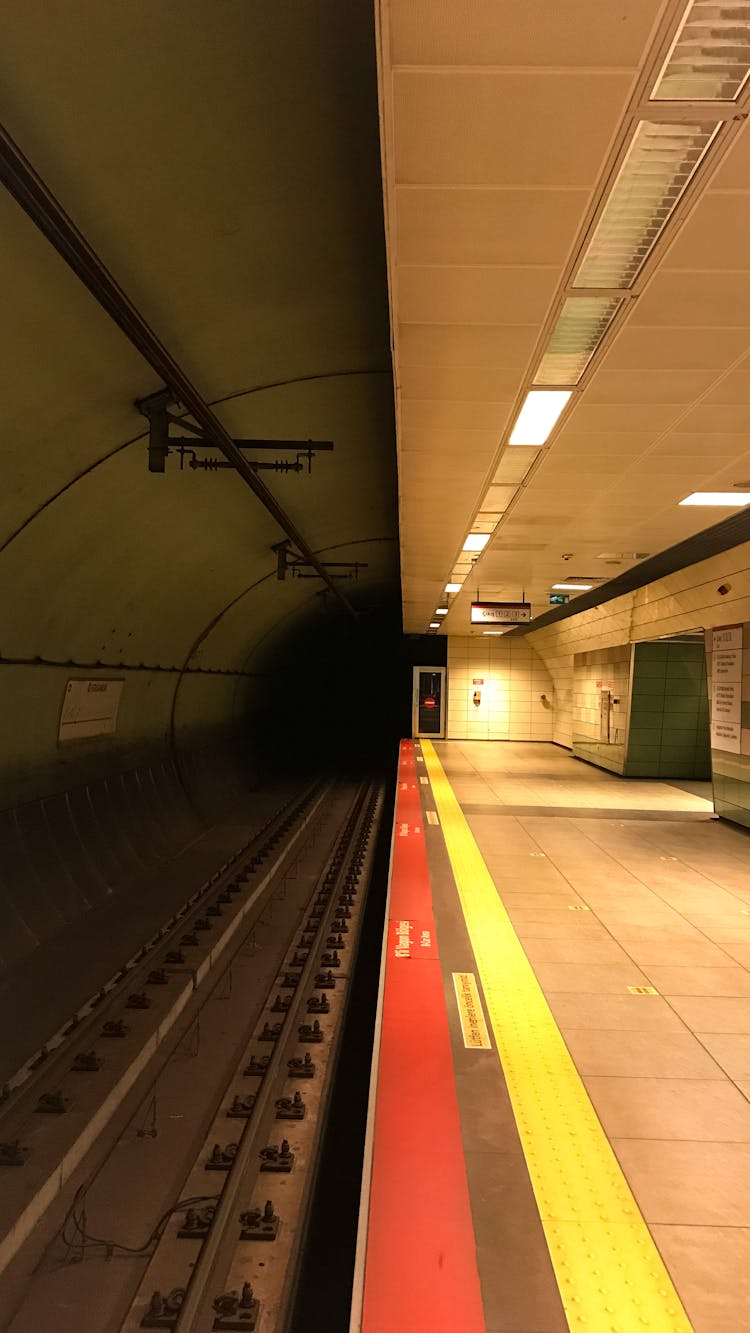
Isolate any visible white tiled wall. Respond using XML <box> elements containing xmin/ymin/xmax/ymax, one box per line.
<box><xmin>528</xmin><ymin>541</ymin><xmax>750</xmax><ymax>748</ymax></box>
<box><xmin>446</xmin><ymin>636</ymin><xmax>553</xmax><ymax>740</ymax></box>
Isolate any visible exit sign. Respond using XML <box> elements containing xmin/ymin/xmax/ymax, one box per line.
<box><xmin>549</xmin><ymin>592</ymin><xmax>569</xmax><ymax>605</ymax></box>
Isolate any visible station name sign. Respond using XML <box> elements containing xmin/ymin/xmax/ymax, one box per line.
<box><xmin>470</xmin><ymin>601</ymin><xmax>532</xmax><ymax>626</ymax></box>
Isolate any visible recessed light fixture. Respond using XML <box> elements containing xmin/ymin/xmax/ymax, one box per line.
<box><xmin>436</xmin><ymin>607</ymin><xmax>448</xmax><ymax>615</ymax></box>
<box><xmin>651</xmin><ymin>0</ymin><xmax>750</xmax><ymax>103</ymax></box>
<box><xmin>508</xmin><ymin>390</ymin><xmax>572</xmax><ymax>446</ymax></box>
<box><xmin>445</xmin><ymin>583</ymin><xmax>462</xmax><ymax>593</ymax></box>
<box><xmin>429</xmin><ymin>622</ymin><xmax>440</xmax><ymax>629</ymax></box>
<box><xmin>573</xmin><ymin>120</ymin><xmax>720</xmax><ymax>290</ymax></box>
<box><xmin>552</xmin><ymin>582</ymin><xmax>594</xmax><ymax>591</ymax></box>
<box><xmin>483</xmin><ymin>630</ymin><xmax>506</xmax><ymax>636</ymax></box>
<box><xmin>463</xmin><ymin>533</ymin><xmax>490</xmax><ymax>552</ymax></box>
<box><xmin>679</xmin><ymin>492</ymin><xmax>750</xmax><ymax>506</ymax></box>
<box><xmin>533</xmin><ymin>296</ymin><xmax>622</xmax><ymax>387</ymax></box>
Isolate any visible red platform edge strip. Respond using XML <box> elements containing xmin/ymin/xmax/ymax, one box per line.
<box><xmin>360</xmin><ymin>740</ymin><xmax>486</xmax><ymax>1333</ymax></box>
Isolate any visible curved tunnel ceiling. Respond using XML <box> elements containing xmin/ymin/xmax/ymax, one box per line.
<box><xmin>0</xmin><ymin>2</ymin><xmax>398</xmax><ymax>698</ymax></box>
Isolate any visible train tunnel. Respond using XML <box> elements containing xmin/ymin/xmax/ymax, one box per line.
<box><xmin>5</xmin><ymin>4</ymin><xmax>750</xmax><ymax>1332</ymax></box>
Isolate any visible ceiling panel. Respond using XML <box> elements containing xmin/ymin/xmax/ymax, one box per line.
<box><xmin>663</xmin><ymin>195</ymin><xmax>750</xmax><ymax>271</ymax></box>
<box><xmin>401</xmin><ymin>399</ymin><xmax>512</xmax><ymax>432</ymax></box>
<box><xmin>631</xmin><ymin>271</ymin><xmax>750</xmax><ymax>328</ymax></box>
<box><xmin>397</xmin><ymin>265</ymin><xmax>559</xmax><ymax>326</ymax></box>
<box><xmin>380</xmin><ymin>0</ymin><xmax>750</xmax><ymax>633</ymax></box>
<box><xmin>602</xmin><ymin>327</ymin><xmax>750</xmax><ymax>370</ymax></box>
<box><xmin>395</xmin><ymin>187</ymin><xmax>591</xmax><ymax>267</ymax></box>
<box><xmin>398</xmin><ymin>322</ymin><xmax>538</xmax><ymax>368</ymax></box>
<box><xmin>388</xmin><ymin>0</ymin><xmax>663</xmax><ymax>69</ymax></box>
<box><xmin>393</xmin><ymin>71</ymin><xmax>635</xmax><ymax>188</ymax></box>
<box><xmin>584</xmin><ymin>370</ymin><xmax>717</xmax><ymax>403</ymax></box>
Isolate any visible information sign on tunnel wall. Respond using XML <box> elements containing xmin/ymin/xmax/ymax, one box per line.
<box><xmin>59</xmin><ymin>679</ymin><xmax>124</xmax><ymax>742</ymax></box>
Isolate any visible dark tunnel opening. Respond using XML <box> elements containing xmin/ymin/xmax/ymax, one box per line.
<box><xmin>247</xmin><ymin>599</ymin><xmax>409</xmax><ymax>784</ymax></box>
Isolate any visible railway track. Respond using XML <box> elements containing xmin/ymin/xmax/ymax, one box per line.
<box><xmin>0</xmin><ymin>778</ymin><xmax>384</xmax><ymax>1333</ymax></box>
<box><xmin>122</xmin><ymin>780</ymin><xmax>382</xmax><ymax>1333</ymax></box>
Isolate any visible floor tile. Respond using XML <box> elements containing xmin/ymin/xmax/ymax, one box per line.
<box><xmin>529</xmin><ymin>961</ymin><xmax>650</xmax><ymax>994</ymax></box>
<box><xmin>650</xmin><ymin>1225</ymin><xmax>750</xmax><ymax>1333</ymax></box>
<box><xmin>697</xmin><ymin>1034</ymin><xmax>750</xmax><ymax>1081</ymax></box>
<box><xmin>561</xmin><ymin>1029</ymin><xmax>724</xmax><ymax>1078</ymax></box>
<box><xmin>668</xmin><ymin>996</ymin><xmax>750</xmax><ymax>1033</ymax></box>
<box><xmin>642</xmin><ymin>965</ymin><xmax>750</xmax><ymax>997</ymax></box>
<box><xmin>585</xmin><ymin>1076</ymin><xmax>750</xmax><ymax>1140</ymax></box>
<box><xmin>546</xmin><ymin>992</ymin><xmax>684</xmax><ymax>1032</ymax></box>
<box><xmin>519</xmin><ymin>938</ymin><xmax>632</xmax><ymax>964</ymax></box>
<box><xmin>615</xmin><ymin>939</ymin><xmax>732</xmax><ymax>965</ymax></box>
<box><xmin>612</xmin><ymin>1139</ymin><xmax>750</xmax><ymax>1224</ymax></box>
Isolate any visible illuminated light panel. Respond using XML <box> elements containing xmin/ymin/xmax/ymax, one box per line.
<box><xmin>483</xmin><ymin>630</ymin><xmax>507</xmax><ymax>636</ymax></box>
<box><xmin>573</xmin><ymin>120</ymin><xmax>720</xmax><ymax>290</ymax></box>
<box><xmin>680</xmin><ymin>491</ymin><xmax>750</xmax><ymax>505</ymax></box>
<box><xmin>552</xmin><ymin>582</ymin><xmax>594</xmax><ymax>591</ymax></box>
<box><xmin>436</xmin><ymin>607</ymin><xmax>448</xmax><ymax>615</ymax></box>
<box><xmin>508</xmin><ymin>391</ymin><xmax>571</xmax><ymax>446</ymax></box>
<box><xmin>534</xmin><ymin>296</ymin><xmax>622</xmax><ymax>386</ymax></box>
<box><xmin>463</xmin><ymin>533</ymin><xmax>490</xmax><ymax>551</ymax></box>
<box><xmin>429</xmin><ymin>622</ymin><xmax>440</xmax><ymax>628</ymax></box>
<box><xmin>445</xmin><ymin>583</ymin><xmax>462</xmax><ymax>593</ymax></box>
<box><xmin>652</xmin><ymin>1</ymin><xmax>750</xmax><ymax>102</ymax></box>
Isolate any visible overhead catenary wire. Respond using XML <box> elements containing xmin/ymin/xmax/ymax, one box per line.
<box><xmin>0</xmin><ymin>120</ymin><xmax>356</xmax><ymax>618</ymax></box>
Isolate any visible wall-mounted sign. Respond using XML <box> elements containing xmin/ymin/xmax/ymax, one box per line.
<box><xmin>472</xmin><ymin>677</ymin><xmax>484</xmax><ymax>685</ymax></box>
<box><xmin>711</xmin><ymin>626</ymin><xmax>742</xmax><ymax>753</ymax></box>
<box><xmin>470</xmin><ymin>601</ymin><xmax>531</xmax><ymax>625</ymax></box>
<box><xmin>550</xmin><ymin>592</ymin><xmax>569</xmax><ymax>605</ymax></box>
<box><xmin>59</xmin><ymin>678</ymin><xmax>124</xmax><ymax>742</ymax></box>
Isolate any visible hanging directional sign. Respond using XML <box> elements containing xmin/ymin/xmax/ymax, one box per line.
<box><xmin>470</xmin><ymin>601</ymin><xmax>531</xmax><ymax>625</ymax></box>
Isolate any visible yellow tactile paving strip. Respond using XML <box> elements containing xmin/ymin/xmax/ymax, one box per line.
<box><xmin>421</xmin><ymin>741</ymin><xmax>693</xmax><ymax>1333</ymax></box>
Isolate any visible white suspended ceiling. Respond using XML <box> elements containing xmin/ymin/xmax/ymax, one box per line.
<box><xmin>377</xmin><ymin>0</ymin><xmax>750</xmax><ymax>634</ymax></box>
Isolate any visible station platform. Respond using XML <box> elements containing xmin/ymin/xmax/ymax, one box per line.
<box><xmin>352</xmin><ymin>739</ymin><xmax>750</xmax><ymax>1333</ymax></box>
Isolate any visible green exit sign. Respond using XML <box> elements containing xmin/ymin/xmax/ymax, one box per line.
<box><xmin>549</xmin><ymin>592</ymin><xmax>570</xmax><ymax>605</ymax></box>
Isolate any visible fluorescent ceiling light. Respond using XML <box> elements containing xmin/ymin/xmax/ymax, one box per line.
<box><xmin>445</xmin><ymin>583</ymin><xmax>462</xmax><ymax>593</ymax></box>
<box><xmin>429</xmin><ymin>622</ymin><xmax>440</xmax><ymax>628</ymax></box>
<box><xmin>534</xmin><ymin>296</ymin><xmax>622</xmax><ymax>386</ymax></box>
<box><xmin>573</xmin><ymin>120</ymin><xmax>720</xmax><ymax>290</ymax></box>
<box><xmin>680</xmin><ymin>491</ymin><xmax>750</xmax><ymax>505</ymax></box>
<box><xmin>508</xmin><ymin>390</ymin><xmax>571</xmax><ymax>446</ymax></box>
<box><xmin>463</xmin><ymin>533</ymin><xmax>490</xmax><ymax>551</ymax></box>
<box><xmin>552</xmin><ymin>582</ymin><xmax>594</xmax><ymax>591</ymax></box>
<box><xmin>436</xmin><ymin>607</ymin><xmax>448</xmax><ymax>614</ymax></box>
<box><xmin>652</xmin><ymin>1</ymin><xmax>750</xmax><ymax>102</ymax></box>
<box><xmin>483</xmin><ymin>630</ymin><xmax>507</xmax><ymax>636</ymax></box>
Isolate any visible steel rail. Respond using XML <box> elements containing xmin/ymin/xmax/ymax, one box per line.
<box><xmin>171</xmin><ymin>780</ymin><xmax>375</xmax><ymax>1332</ymax></box>
<box><xmin>0</xmin><ymin>121</ymin><xmax>355</xmax><ymax>617</ymax></box>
